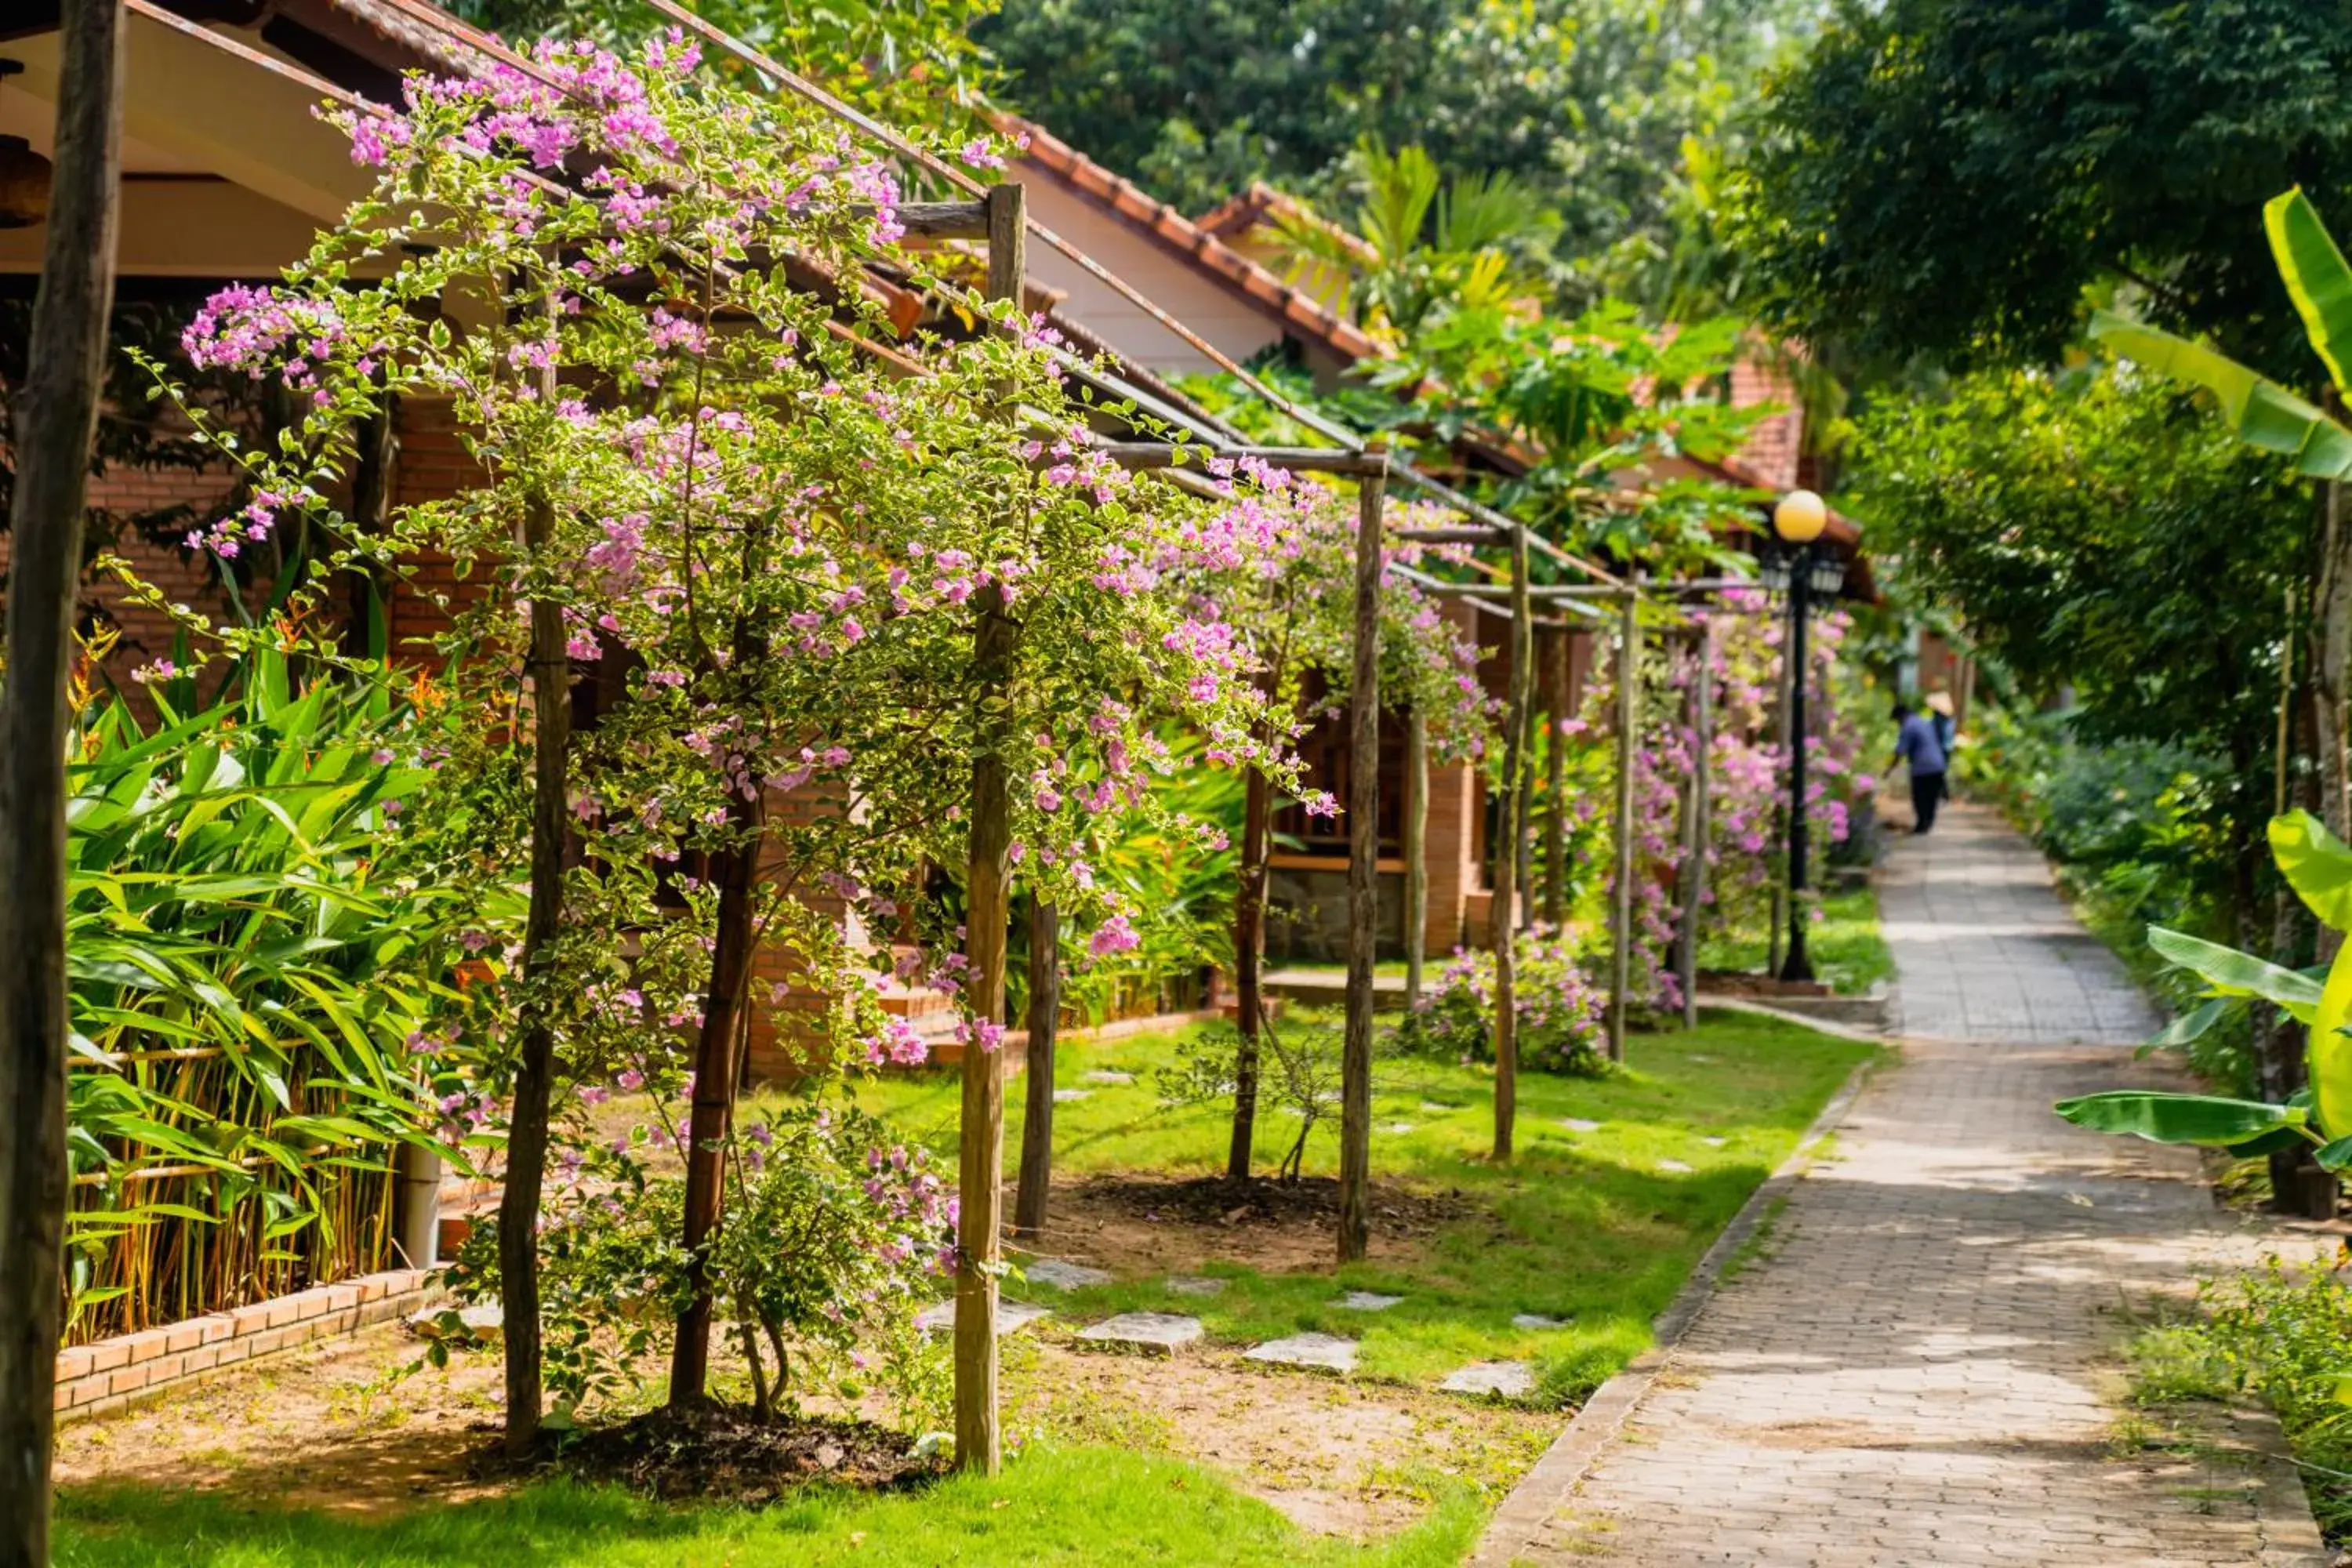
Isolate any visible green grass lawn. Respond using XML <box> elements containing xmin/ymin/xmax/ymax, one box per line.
<box><xmin>818</xmin><ymin>1006</ymin><xmax>1877</xmax><ymax>1405</ymax></box>
<box><xmin>1698</xmin><ymin>881</ymin><xmax>1893</xmax><ymax>996</ymax></box>
<box><xmin>54</xmin><ymin>1448</ymin><xmax>1482</xmax><ymax>1566</ymax></box>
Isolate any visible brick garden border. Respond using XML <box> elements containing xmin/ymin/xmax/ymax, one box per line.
<box><xmin>54</xmin><ymin>1268</ymin><xmax>434</xmax><ymax>1424</ymax></box>
<box><xmin>1469</xmin><ymin>1047</ymin><xmax>1882</xmax><ymax>1566</ymax></box>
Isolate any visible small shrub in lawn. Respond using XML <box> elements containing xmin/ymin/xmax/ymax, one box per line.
<box><xmin>1399</xmin><ymin>925</ymin><xmax>1607</xmax><ymax>1076</ymax></box>
<box><xmin>1156</xmin><ymin>1021</ymin><xmax>1343</xmax><ymax>1181</ymax></box>
<box><xmin>446</xmin><ymin>1102</ymin><xmax>953</xmax><ymax>1428</ymax></box>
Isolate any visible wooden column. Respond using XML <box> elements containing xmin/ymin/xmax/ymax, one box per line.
<box><xmin>954</xmin><ymin>180</ymin><xmax>1025</xmax><ymax>1476</ymax></box>
<box><xmin>1678</xmin><ymin>620</ymin><xmax>1713</xmax><ymax>1031</ymax></box>
<box><xmin>1338</xmin><ymin>444</ymin><xmax>1388</xmax><ymax>1264</ymax></box>
<box><xmin>1543</xmin><ymin>624</ymin><xmax>1570</xmax><ymax>928</ymax></box>
<box><xmin>1492</xmin><ymin>524</ymin><xmax>1532</xmax><ymax>1160</ymax></box>
<box><xmin>1403</xmin><ymin>709</ymin><xmax>1429</xmax><ymax>1008</ymax></box>
<box><xmin>1766</xmin><ymin>596</ymin><xmax>1797</xmax><ymax>978</ymax></box>
<box><xmin>1606</xmin><ymin>585</ymin><xmax>1641</xmax><ymax>1062</ymax></box>
<box><xmin>1014</xmin><ymin>901</ymin><xmax>1058</xmax><ymax>1236</ymax></box>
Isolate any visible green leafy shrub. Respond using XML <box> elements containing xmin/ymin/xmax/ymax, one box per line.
<box><xmin>2172</xmin><ymin>1261</ymin><xmax>2352</xmax><ymax>1537</ymax></box>
<box><xmin>1156</xmin><ymin>1021</ymin><xmax>1342</xmax><ymax>1182</ymax></box>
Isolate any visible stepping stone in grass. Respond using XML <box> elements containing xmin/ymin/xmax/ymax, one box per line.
<box><xmin>1382</xmin><ymin>1122</ymin><xmax>1416</xmax><ymax>1134</ymax></box>
<box><xmin>1337</xmin><ymin>1291</ymin><xmax>1403</xmax><ymax>1312</ymax></box>
<box><xmin>1702</xmin><ymin>1136</ymin><xmax>1729</xmax><ymax>1149</ymax></box>
<box><xmin>1082</xmin><ymin>1069</ymin><xmax>1136</xmax><ymax>1085</ymax></box>
<box><xmin>1657</xmin><ymin>1159</ymin><xmax>1695</xmax><ymax>1174</ymax></box>
<box><xmin>1166</xmin><ymin>1276</ymin><xmax>1228</xmax><ymax>1298</ymax></box>
<box><xmin>1023</xmin><ymin>1258</ymin><xmax>1113</xmax><ymax>1291</ymax></box>
<box><xmin>913</xmin><ymin>1298</ymin><xmax>1051</xmax><ymax>1336</ymax></box>
<box><xmin>1512</xmin><ymin>1313</ymin><xmax>1567</xmax><ymax>1330</ymax></box>
<box><xmin>1688</xmin><ymin>1054</ymin><xmax>1715</xmax><ymax>1063</ymax></box>
<box><xmin>1562</xmin><ymin>1118</ymin><xmax>1602</xmax><ymax>1133</ymax></box>
<box><xmin>1244</xmin><ymin>1332</ymin><xmax>1358</xmax><ymax>1374</ymax></box>
<box><xmin>1440</xmin><ymin>1360</ymin><xmax>1535</xmax><ymax>1399</ymax></box>
<box><xmin>1076</xmin><ymin>1312</ymin><xmax>1203</xmax><ymax>1354</ymax></box>
<box><xmin>1419</xmin><ymin>1101</ymin><xmax>1458</xmax><ymax>1113</ymax></box>
<box><xmin>1052</xmin><ymin>1088</ymin><xmax>1091</xmax><ymax>1103</ymax></box>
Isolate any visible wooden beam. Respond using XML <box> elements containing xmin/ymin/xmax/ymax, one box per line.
<box><xmin>1542</xmin><ymin>623</ymin><xmax>1569</xmax><ymax>928</ymax></box>
<box><xmin>954</xmin><ymin>179</ymin><xmax>1025</xmax><ymax>1479</ymax></box>
<box><xmin>1403</xmin><ymin>710</ymin><xmax>1428</xmax><ymax>1010</ymax></box>
<box><xmin>1394</xmin><ymin>526</ymin><xmax>1508</xmax><ymax>546</ymax></box>
<box><xmin>1338</xmin><ymin>441</ymin><xmax>1388</xmax><ymax>1265</ymax></box>
<box><xmin>1092</xmin><ymin>441</ymin><xmax>1392</xmax><ymax>477</ymax></box>
<box><xmin>1014</xmin><ymin>900</ymin><xmax>1059</xmax><ymax>1236</ymax></box>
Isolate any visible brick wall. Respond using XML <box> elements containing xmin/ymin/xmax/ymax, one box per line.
<box><xmin>53</xmin><ymin>1269</ymin><xmax>431</xmax><ymax>1424</ymax></box>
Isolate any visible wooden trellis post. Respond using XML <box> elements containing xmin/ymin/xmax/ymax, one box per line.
<box><xmin>1492</xmin><ymin>524</ymin><xmax>1532</xmax><ymax>1161</ymax></box>
<box><xmin>1678</xmin><ymin>619</ymin><xmax>1713</xmax><ymax>1031</ymax></box>
<box><xmin>1766</xmin><ymin>595</ymin><xmax>1797</xmax><ymax>980</ymax></box>
<box><xmin>1403</xmin><ymin>709</ymin><xmax>1428</xmax><ymax>1009</ymax></box>
<box><xmin>1338</xmin><ymin>442</ymin><xmax>1388</xmax><ymax>1264</ymax></box>
<box><xmin>1606</xmin><ymin>583</ymin><xmax>1641</xmax><ymax>1062</ymax></box>
<box><xmin>1229</xmin><ymin>767</ymin><xmax>1270</xmax><ymax>1180</ymax></box>
<box><xmin>1543</xmin><ymin>623</ymin><xmax>1570</xmax><ymax>929</ymax></box>
<box><xmin>954</xmin><ymin>179</ymin><xmax>1025</xmax><ymax>1477</ymax></box>
<box><xmin>1014</xmin><ymin>899</ymin><xmax>1058</xmax><ymax>1236</ymax></box>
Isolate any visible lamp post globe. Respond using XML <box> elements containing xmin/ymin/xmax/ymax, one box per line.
<box><xmin>1773</xmin><ymin>488</ymin><xmax>1828</xmax><ymax>545</ymax></box>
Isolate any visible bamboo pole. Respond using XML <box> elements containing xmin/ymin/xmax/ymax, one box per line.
<box><xmin>1492</xmin><ymin>524</ymin><xmax>1532</xmax><ymax>1159</ymax></box>
<box><xmin>1606</xmin><ymin>585</ymin><xmax>1642</xmax><ymax>1062</ymax></box>
<box><xmin>1338</xmin><ymin>443</ymin><xmax>1389</xmax><ymax>1265</ymax></box>
<box><xmin>1679</xmin><ymin>621</ymin><xmax>1714</xmax><ymax>1031</ymax></box>
<box><xmin>954</xmin><ymin>180</ymin><xmax>1025</xmax><ymax>1476</ymax></box>
<box><xmin>1014</xmin><ymin>901</ymin><xmax>1059</xmax><ymax>1236</ymax></box>
<box><xmin>1403</xmin><ymin>710</ymin><xmax>1429</xmax><ymax>1009</ymax></box>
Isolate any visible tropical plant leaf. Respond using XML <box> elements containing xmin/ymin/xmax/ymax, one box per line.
<box><xmin>2089</xmin><ymin>312</ymin><xmax>2352</xmax><ymax>480</ymax></box>
<box><xmin>2267</xmin><ymin>188</ymin><xmax>2352</xmax><ymax>395</ymax></box>
<box><xmin>2270</xmin><ymin>808</ymin><xmax>2352</xmax><ymax>932</ymax></box>
<box><xmin>2146</xmin><ymin>926</ymin><xmax>2321</xmax><ymax>1021</ymax></box>
<box><xmin>2053</xmin><ymin>1090</ymin><xmax>2305</xmax><ymax>1146</ymax></box>
<box><xmin>2140</xmin><ymin>996</ymin><xmax>2238</xmax><ymax>1058</ymax></box>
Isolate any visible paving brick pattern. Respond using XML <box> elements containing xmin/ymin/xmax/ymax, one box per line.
<box><xmin>1501</xmin><ymin>807</ymin><xmax>2326</xmax><ymax>1566</ymax></box>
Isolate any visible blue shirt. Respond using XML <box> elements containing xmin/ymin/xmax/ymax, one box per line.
<box><xmin>1896</xmin><ymin>713</ymin><xmax>1947</xmax><ymax>775</ymax></box>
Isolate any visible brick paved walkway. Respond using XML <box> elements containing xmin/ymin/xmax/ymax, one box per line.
<box><xmin>1485</xmin><ymin>805</ymin><xmax>2327</xmax><ymax>1566</ymax></box>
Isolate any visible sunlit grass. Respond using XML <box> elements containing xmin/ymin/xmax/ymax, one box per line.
<box><xmin>1697</xmin><ymin>881</ymin><xmax>1893</xmax><ymax>996</ymax></box>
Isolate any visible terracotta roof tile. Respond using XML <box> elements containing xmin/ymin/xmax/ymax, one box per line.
<box><xmin>994</xmin><ymin>112</ymin><xmax>1381</xmax><ymax>365</ymax></box>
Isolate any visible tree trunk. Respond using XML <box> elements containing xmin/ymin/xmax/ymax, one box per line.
<box><xmin>668</xmin><ymin>786</ymin><xmax>768</xmax><ymax>1405</ymax></box>
<box><xmin>1766</xmin><ymin>593</ymin><xmax>1797</xmax><ymax>978</ymax></box>
<box><xmin>499</xmin><ymin>466</ymin><xmax>569</xmax><ymax>1455</ymax></box>
<box><xmin>953</xmin><ymin>178</ymin><xmax>1024</xmax><ymax>1475</ymax></box>
<box><xmin>0</xmin><ymin>6</ymin><xmax>122</xmax><ymax>1559</ymax></box>
<box><xmin>1403</xmin><ymin>710</ymin><xmax>1428</xmax><ymax>1008</ymax></box>
<box><xmin>1492</xmin><ymin>525</ymin><xmax>1531</xmax><ymax>1161</ymax></box>
<box><xmin>2315</xmin><ymin>477</ymin><xmax>2350</xmax><ymax>960</ymax></box>
<box><xmin>1014</xmin><ymin>900</ymin><xmax>1059</xmax><ymax>1235</ymax></box>
<box><xmin>1228</xmin><ymin>765</ymin><xmax>1270</xmax><ymax>1179</ymax></box>
<box><xmin>1338</xmin><ymin>449</ymin><xmax>1388</xmax><ymax>1264</ymax></box>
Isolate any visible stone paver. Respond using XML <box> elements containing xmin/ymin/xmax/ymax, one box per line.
<box><xmin>1488</xmin><ymin>806</ymin><xmax>2326</xmax><ymax>1566</ymax></box>
<box><xmin>1022</xmin><ymin>1259</ymin><xmax>1112</xmax><ymax>1291</ymax></box>
<box><xmin>913</xmin><ymin>1298</ymin><xmax>1051</xmax><ymax>1337</ymax></box>
<box><xmin>1443</xmin><ymin>1360</ymin><xmax>1535</xmax><ymax>1398</ymax></box>
<box><xmin>1513</xmin><ymin>1313</ymin><xmax>1569</xmax><ymax>1330</ymax></box>
<box><xmin>1337</xmin><ymin>1291</ymin><xmax>1403</xmax><ymax>1312</ymax></box>
<box><xmin>1076</xmin><ymin>1312</ymin><xmax>1203</xmax><ymax>1353</ymax></box>
<box><xmin>1244</xmin><ymin>1332</ymin><xmax>1358</xmax><ymax>1374</ymax></box>
<box><xmin>1166</xmin><ymin>1276</ymin><xmax>1227</xmax><ymax>1298</ymax></box>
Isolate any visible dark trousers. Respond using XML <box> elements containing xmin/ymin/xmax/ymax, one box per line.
<box><xmin>1911</xmin><ymin>771</ymin><xmax>1945</xmax><ymax>834</ymax></box>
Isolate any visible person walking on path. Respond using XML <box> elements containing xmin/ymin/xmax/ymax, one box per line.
<box><xmin>1890</xmin><ymin>700</ymin><xmax>1947</xmax><ymax>833</ymax></box>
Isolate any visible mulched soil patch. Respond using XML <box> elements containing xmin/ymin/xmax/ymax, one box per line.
<box><xmin>508</xmin><ymin>1403</ymin><xmax>942</xmax><ymax>1506</ymax></box>
<box><xmin>1074</xmin><ymin>1172</ymin><xmax>1473</xmax><ymax>1238</ymax></box>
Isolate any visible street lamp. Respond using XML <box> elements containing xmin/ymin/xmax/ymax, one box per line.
<box><xmin>1763</xmin><ymin>490</ymin><xmax>1845</xmax><ymax>984</ymax></box>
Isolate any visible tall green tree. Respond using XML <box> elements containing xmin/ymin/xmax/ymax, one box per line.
<box><xmin>1732</xmin><ymin>0</ymin><xmax>2352</xmax><ymax>377</ymax></box>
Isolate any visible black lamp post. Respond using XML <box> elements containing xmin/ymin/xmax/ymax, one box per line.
<box><xmin>1757</xmin><ymin>490</ymin><xmax>1847</xmax><ymax>984</ymax></box>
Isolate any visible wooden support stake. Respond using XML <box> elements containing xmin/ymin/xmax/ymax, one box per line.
<box><xmin>1766</xmin><ymin>595</ymin><xmax>1797</xmax><ymax>979</ymax></box>
<box><xmin>1606</xmin><ymin>586</ymin><xmax>1641</xmax><ymax>1062</ymax></box>
<box><xmin>1679</xmin><ymin>621</ymin><xmax>1714</xmax><ymax>1031</ymax></box>
<box><xmin>1339</xmin><ymin>444</ymin><xmax>1388</xmax><ymax>1264</ymax></box>
<box><xmin>1403</xmin><ymin>709</ymin><xmax>1429</xmax><ymax>1010</ymax></box>
<box><xmin>954</xmin><ymin>180</ymin><xmax>1025</xmax><ymax>1478</ymax></box>
<box><xmin>1543</xmin><ymin>623</ymin><xmax>1570</xmax><ymax>927</ymax></box>
<box><xmin>1229</xmin><ymin>767</ymin><xmax>1270</xmax><ymax>1180</ymax></box>
<box><xmin>1493</xmin><ymin>524</ymin><xmax>1532</xmax><ymax>1160</ymax></box>
<box><xmin>1014</xmin><ymin>900</ymin><xmax>1058</xmax><ymax>1236</ymax></box>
